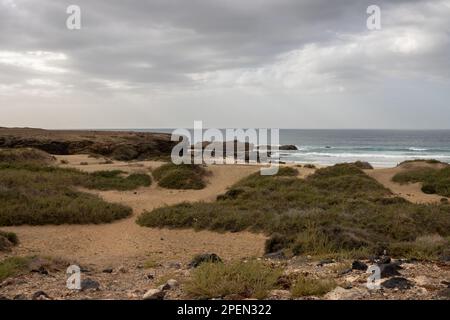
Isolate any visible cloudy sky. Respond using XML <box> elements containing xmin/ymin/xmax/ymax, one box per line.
<box><xmin>0</xmin><ymin>0</ymin><xmax>449</xmax><ymax>129</ymax></box>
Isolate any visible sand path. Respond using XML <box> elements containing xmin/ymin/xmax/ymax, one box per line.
<box><xmin>365</xmin><ymin>163</ymin><xmax>446</xmax><ymax>204</ymax></box>
<box><xmin>1</xmin><ymin>155</ymin><xmax>266</xmax><ymax>267</ymax></box>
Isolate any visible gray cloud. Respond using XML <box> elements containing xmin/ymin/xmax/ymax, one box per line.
<box><xmin>0</xmin><ymin>0</ymin><xmax>449</xmax><ymax>129</ymax></box>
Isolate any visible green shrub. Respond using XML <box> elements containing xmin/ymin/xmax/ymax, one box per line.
<box><xmin>393</xmin><ymin>167</ymin><xmax>450</xmax><ymax>197</ymax></box>
<box><xmin>152</xmin><ymin>163</ymin><xmax>207</xmax><ymax>190</ymax></box>
<box><xmin>185</xmin><ymin>260</ymin><xmax>282</xmax><ymax>299</ymax></box>
<box><xmin>0</xmin><ymin>164</ymin><xmax>141</xmax><ymax>226</ymax></box>
<box><xmin>0</xmin><ymin>148</ymin><xmax>54</xmax><ymax>165</ymax></box>
<box><xmin>0</xmin><ymin>231</ymin><xmax>18</xmax><ymax>245</ymax></box>
<box><xmin>0</xmin><ymin>256</ymin><xmax>31</xmax><ymax>281</ymax></box>
<box><xmin>291</xmin><ymin>276</ymin><xmax>336</xmax><ymax>297</ymax></box>
<box><xmin>275</xmin><ymin>167</ymin><xmax>298</xmax><ymax>176</ymax></box>
<box><xmin>139</xmin><ymin>163</ymin><xmax>450</xmax><ymax>259</ymax></box>
<box><xmin>354</xmin><ymin>161</ymin><xmax>374</xmax><ymax>170</ymax></box>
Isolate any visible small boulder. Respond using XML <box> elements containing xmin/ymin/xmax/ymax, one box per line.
<box><xmin>166</xmin><ymin>279</ymin><xmax>178</xmax><ymax>289</ymax></box>
<box><xmin>143</xmin><ymin>289</ymin><xmax>165</xmax><ymax>300</ymax></box>
<box><xmin>81</xmin><ymin>278</ymin><xmax>100</xmax><ymax>291</ymax></box>
<box><xmin>279</xmin><ymin>145</ymin><xmax>298</xmax><ymax>151</ymax></box>
<box><xmin>32</xmin><ymin>291</ymin><xmax>51</xmax><ymax>300</ymax></box>
<box><xmin>379</xmin><ymin>263</ymin><xmax>402</xmax><ymax>278</ymax></box>
<box><xmin>189</xmin><ymin>253</ymin><xmax>222</xmax><ymax>268</ymax></box>
<box><xmin>102</xmin><ymin>268</ymin><xmax>113</xmax><ymax>273</ymax></box>
<box><xmin>381</xmin><ymin>277</ymin><xmax>413</xmax><ymax>290</ymax></box>
<box><xmin>351</xmin><ymin>260</ymin><xmax>368</xmax><ymax>271</ymax></box>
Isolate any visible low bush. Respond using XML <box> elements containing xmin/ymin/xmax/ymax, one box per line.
<box><xmin>354</xmin><ymin>161</ymin><xmax>374</xmax><ymax>170</ymax></box>
<box><xmin>393</xmin><ymin>166</ymin><xmax>450</xmax><ymax>197</ymax></box>
<box><xmin>139</xmin><ymin>163</ymin><xmax>450</xmax><ymax>259</ymax></box>
<box><xmin>291</xmin><ymin>276</ymin><xmax>336</xmax><ymax>297</ymax></box>
<box><xmin>0</xmin><ymin>163</ymin><xmax>147</xmax><ymax>225</ymax></box>
<box><xmin>0</xmin><ymin>256</ymin><xmax>31</xmax><ymax>282</ymax></box>
<box><xmin>185</xmin><ymin>260</ymin><xmax>282</xmax><ymax>299</ymax></box>
<box><xmin>0</xmin><ymin>148</ymin><xmax>54</xmax><ymax>165</ymax></box>
<box><xmin>0</xmin><ymin>231</ymin><xmax>18</xmax><ymax>252</ymax></box>
<box><xmin>152</xmin><ymin>163</ymin><xmax>207</xmax><ymax>190</ymax></box>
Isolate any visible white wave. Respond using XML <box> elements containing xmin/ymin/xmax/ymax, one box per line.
<box><xmin>408</xmin><ymin>147</ymin><xmax>428</xmax><ymax>151</ymax></box>
<box><xmin>286</xmin><ymin>152</ymin><xmax>450</xmax><ymax>159</ymax></box>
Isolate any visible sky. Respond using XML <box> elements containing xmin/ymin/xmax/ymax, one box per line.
<box><xmin>0</xmin><ymin>0</ymin><xmax>449</xmax><ymax>129</ymax></box>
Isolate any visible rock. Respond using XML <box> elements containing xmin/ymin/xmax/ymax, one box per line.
<box><xmin>441</xmin><ymin>280</ymin><xmax>450</xmax><ymax>288</ymax></box>
<box><xmin>158</xmin><ymin>283</ymin><xmax>171</xmax><ymax>291</ymax></box>
<box><xmin>158</xmin><ymin>279</ymin><xmax>179</xmax><ymax>291</ymax></box>
<box><xmin>146</xmin><ymin>273</ymin><xmax>155</xmax><ymax>280</ymax></box>
<box><xmin>143</xmin><ymin>289</ymin><xmax>165</xmax><ymax>300</ymax></box>
<box><xmin>189</xmin><ymin>253</ymin><xmax>222</xmax><ymax>268</ymax></box>
<box><xmin>378</xmin><ymin>256</ymin><xmax>392</xmax><ymax>264</ymax></box>
<box><xmin>381</xmin><ymin>277</ymin><xmax>413</xmax><ymax>290</ymax></box>
<box><xmin>0</xmin><ymin>295</ymin><xmax>10</xmax><ymax>300</ymax></box>
<box><xmin>279</xmin><ymin>145</ymin><xmax>298</xmax><ymax>151</ymax></box>
<box><xmin>352</xmin><ymin>260</ymin><xmax>368</xmax><ymax>271</ymax></box>
<box><xmin>102</xmin><ymin>268</ymin><xmax>113</xmax><ymax>273</ymax></box>
<box><xmin>379</xmin><ymin>263</ymin><xmax>402</xmax><ymax>278</ymax></box>
<box><xmin>13</xmin><ymin>294</ymin><xmax>27</xmax><ymax>300</ymax></box>
<box><xmin>166</xmin><ymin>279</ymin><xmax>178</xmax><ymax>288</ymax></box>
<box><xmin>118</xmin><ymin>266</ymin><xmax>127</xmax><ymax>273</ymax></box>
<box><xmin>31</xmin><ymin>266</ymin><xmax>49</xmax><ymax>275</ymax></box>
<box><xmin>32</xmin><ymin>291</ymin><xmax>51</xmax><ymax>300</ymax></box>
<box><xmin>81</xmin><ymin>278</ymin><xmax>100</xmax><ymax>291</ymax></box>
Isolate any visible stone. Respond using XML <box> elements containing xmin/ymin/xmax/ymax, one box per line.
<box><xmin>32</xmin><ymin>291</ymin><xmax>51</xmax><ymax>300</ymax></box>
<box><xmin>379</xmin><ymin>263</ymin><xmax>402</xmax><ymax>278</ymax></box>
<box><xmin>143</xmin><ymin>289</ymin><xmax>165</xmax><ymax>300</ymax></box>
<box><xmin>81</xmin><ymin>278</ymin><xmax>100</xmax><ymax>291</ymax></box>
<box><xmin>381</xmin><ymin>277</ymin><xmax>413</xmax><ymax>290</ymax></box>
<box><xmin>158</xmin><ymin>283</ymin><xmax>171</xmax><ymax>291</ymax></box>
<box><xmin>102</xmin><ymin>268</ymin><xmax>113</xmax><ymax>273</ymax></box>
<box><xmin>166</xmin><ymin>279</ymin><xmax>178</xmax><ymax>288</ymax></box>
<box><xmin>352</xmin><ymin>260</ymin><xmax>368</xmax><ymax>271</ymax></box>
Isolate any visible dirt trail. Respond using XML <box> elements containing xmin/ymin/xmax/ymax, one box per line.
<box><xmin>365</xmin><ymin>163</ymin><xmax>446</xmax><ymax>204</ymax></box>
<box><xmin>1</xmin><ymin>155</ymin><xmax>266</xmax><ymax>267</ymax></box>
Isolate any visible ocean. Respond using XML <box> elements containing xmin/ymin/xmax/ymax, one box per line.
<box><xmin>128</xmin><ymin>129</ymin><xmax>450</xmax><ymax>168</ymax></box>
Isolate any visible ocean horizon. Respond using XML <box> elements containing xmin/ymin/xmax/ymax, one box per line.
<box><xmin>111</xmin><ymin>128</ymin><xmax>450</xmax><ymax>168</ymax></box>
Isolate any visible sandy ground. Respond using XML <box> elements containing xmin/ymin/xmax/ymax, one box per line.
<box><xmin>365</xmin><ymin>161</ymin><xmax>448</xmax><ymax>204</ymax></box>
<box><xmin>1</xmin><ymin>155</ymin><xmax>267</xmax><ymax>268</ymax></box>
<box><xmin>1</xmin><ymin>156</ymin><xmax>445</xmax><ymax>269</ymax></box>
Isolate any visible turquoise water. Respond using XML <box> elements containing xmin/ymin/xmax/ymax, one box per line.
<box><xmin>125</xmin><ymin>129</ymin><xmax>450</xmax><ymax>168</ymax></box>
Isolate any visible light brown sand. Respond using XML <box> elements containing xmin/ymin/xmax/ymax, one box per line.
<box><xmin>365</xmin><ymin>161</ymin><xmax>447</xmax><ymax>204</ymax></box>
<box><xmin>2</xmin><ymin>157</ymin><xmax>445</xmax><ymax>268</ymax></box>
<box><xmin>1</xmin><ymin>155</ymin><xmax>266</xmax><ymax>267</ymax></box>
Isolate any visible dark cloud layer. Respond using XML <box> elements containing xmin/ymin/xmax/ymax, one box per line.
<box><xmin>0</xmin><ymin>0</ymin><xmax>449</xmax><ymax>128</ymax></box>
